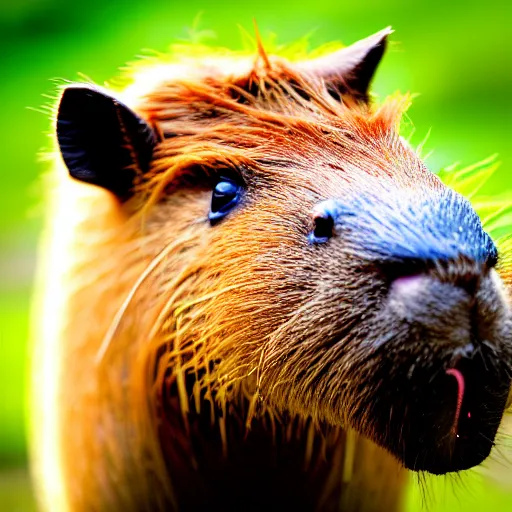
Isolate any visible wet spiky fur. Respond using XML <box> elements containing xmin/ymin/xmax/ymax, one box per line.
<box><xmin>30</xmin><ymin>37</ymin><xmax>512</xmax><ymax>512</ymax></box>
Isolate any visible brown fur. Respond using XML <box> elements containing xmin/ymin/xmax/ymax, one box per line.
<box><xmin>30</xmin><ymin>34</ymin><xmax>511</xmax><ymax>512</ymax></box>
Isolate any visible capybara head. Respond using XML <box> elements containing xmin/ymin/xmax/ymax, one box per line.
<box><xmin>56</xmin><ymin>28</ymin><xmax>512</xmax><ymax>477</ymax></box>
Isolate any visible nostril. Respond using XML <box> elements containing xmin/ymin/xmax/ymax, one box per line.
<box><xmin>380</xmin><ymin>258</ymin><xmax>427</xmax><ymax>286</ymax></box>
<box><xmin>486</xmin><ymin>245</ymin><xmax>499</xmax><ymax>268</ymax></box>
<box><xmin>382</xmin><ymin>257</ymin><xmax>483</xmax><ymax>298</ymax></box>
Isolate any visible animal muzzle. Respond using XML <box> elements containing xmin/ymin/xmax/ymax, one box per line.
<box><xmin>375</xmin><ymin>267</ymin><xmax>512</xmax><ymax>474</ymax></box>
<box><xmin>398</xmin><ymin>349</ymin><xmax>510</xmax><ymax>474</ymax></box>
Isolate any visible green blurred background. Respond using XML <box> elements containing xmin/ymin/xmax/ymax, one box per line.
<box><xmin>0</xmin><ymin>0</ymin><xmax>511</xmax><ymax>510</ymax></box>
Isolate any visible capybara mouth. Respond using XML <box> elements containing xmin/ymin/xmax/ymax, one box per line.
<box><xmin>365</xmin><ymin>269</ymin><xmax>512</xmax><ymax>474</ymax></box>
<box><xmin>388</xmin><ymin>351</ymin><xmax>511</xmax><ymax>474</ymax></box>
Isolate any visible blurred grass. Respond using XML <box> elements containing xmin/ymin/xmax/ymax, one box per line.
<box><xmin>0</xmin><ymin>0</ymin><xmax>510</xmax><ymax>510</ymax></box>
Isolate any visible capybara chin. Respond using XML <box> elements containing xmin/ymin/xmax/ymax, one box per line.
<box><xmin>30</xmin><ymin>27</ymin><xmax>512</xmax><ymax>511</ymax></box>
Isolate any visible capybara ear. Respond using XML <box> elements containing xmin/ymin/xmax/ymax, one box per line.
<box><xmin>56</xmin><ymin>85</ymin><xmax>157</xmax><ymax>200</ymax></box>
<box><xmin>296</xmin><ymin>27</ymin><xmax>392</xmax><ymax>102</ymax></box>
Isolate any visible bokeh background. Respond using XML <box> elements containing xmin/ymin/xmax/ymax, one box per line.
<box><xmin>1</xmin><ymin>0</ymin><xmax>511</xmax><ymax>510</ymax></box>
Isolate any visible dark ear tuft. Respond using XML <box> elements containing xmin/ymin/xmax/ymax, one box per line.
<box><xmin>56</xmin><ymin>85</ymin><xmax>156</xmax><ymax>200</ymax></box>
<box><xmin>297</xmin><ymin>27</ymin><xmax>392</xmax><ymax>103</ymax></box>
<box><xmin>344</xmin><ymin>33</ymin><xmax>388</xmax><ymax>101</ymax></box>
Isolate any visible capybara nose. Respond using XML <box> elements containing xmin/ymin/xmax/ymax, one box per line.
<box><xmin>388</xmin><ymin>274</ymin><xmax>473</xmax><ymax>348</ymax></box>
<box><xmin>383</xmin><ymin>266</ymin><xmax>511</xmax><ymax>474</ymax></box>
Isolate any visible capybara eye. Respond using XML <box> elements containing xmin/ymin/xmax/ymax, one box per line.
<box><xmin>308</xmin><ymin>208</ymin><xmax>335</xmax><ymax>244</ymax></box>
<box><xmin>208</xmin><ymin>175</ymin><xmax>243</xmax><ymax>224</ymax></box>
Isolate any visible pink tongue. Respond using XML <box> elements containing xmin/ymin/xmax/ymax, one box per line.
<box><xmin>446</xmin><ymin>368</ymin><xmax>465</xmax><ymax>435</ymax></box>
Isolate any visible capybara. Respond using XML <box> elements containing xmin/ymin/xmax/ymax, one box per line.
<box><xmin>30</xmin><ymin>27</ymin><xmax>512</xmax><ymax>511</ymax></box>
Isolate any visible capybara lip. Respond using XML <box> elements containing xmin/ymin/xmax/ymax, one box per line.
<box><xmin>391</xmin><ymin>353</ymin><xmax>511</xmax><ymax>474</ymax></box>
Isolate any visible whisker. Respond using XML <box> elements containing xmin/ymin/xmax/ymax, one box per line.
<box><xmin>95</xmin><ymin>238</ymin><xmax>183</xmax><ymax>364</ymax></box>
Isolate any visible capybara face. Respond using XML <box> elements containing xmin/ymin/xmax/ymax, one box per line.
<box><xmin>56</xmin><ymin>28</ymin><xmax>512</xmax><ymax>476</ymax></box>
